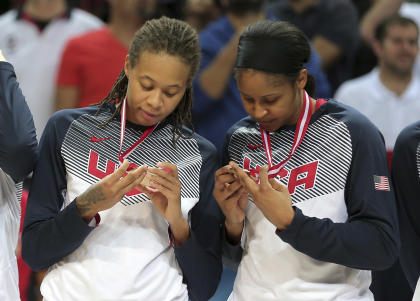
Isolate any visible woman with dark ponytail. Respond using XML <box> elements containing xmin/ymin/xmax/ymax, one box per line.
<box><xmin>22</xmin><ymin>17</ymin><xmax>222</xmax><ymax>301</ymax></box>
<box><xmin>214</xmin><ymin>20</ymin><xmax>399</xmax><ymax>301</ymax></box>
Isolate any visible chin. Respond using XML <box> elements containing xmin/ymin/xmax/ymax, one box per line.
<box><xmin>259</xmin><ymin>122</ymin><xmax>280</xmax><ymax>132</ymax></box>
<box><xmin>139</xmin><ymin>119</ymin><xmax>157</xmax><ymax>126</ymax></box>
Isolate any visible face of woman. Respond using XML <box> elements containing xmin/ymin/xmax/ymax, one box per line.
<box><xmin>124</xmin><ymin>51</ymin><xmax>190</xmax><ymax>126</ymax></box>
<box><xmin>236</xmin><ymin>69</ymin><xmax>306</xmax><ymax>132</ymax></box>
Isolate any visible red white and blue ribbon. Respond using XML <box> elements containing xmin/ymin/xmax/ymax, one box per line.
<box><xmin>247</xmin><ymin>90</ymin><xmax>313</xmax><ymax>179</ymax></box>
<box><xmin>118</xmin><ymin>97</ymin><xmax>158</xmax><ymax>165</ymax></box>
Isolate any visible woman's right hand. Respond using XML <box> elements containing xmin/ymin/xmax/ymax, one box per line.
<box><xmin>76</xmin><ymin>159</ymin><xmax>147</xmax><ymax>221</ymax></box>
<box><xmin>213</xmin><ymin>164</ymin><xmax>248</xmax><ymax>244</ymax></box>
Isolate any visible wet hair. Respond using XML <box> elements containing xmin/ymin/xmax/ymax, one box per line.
<box><xmin>234</xmin><ymin>20</ymin><xmax>316</xmax><ymax>96</ymax></box>
<box><xmin>375</xmin><ymin>15</ymin><xmax>419</xmax><ymax>44</ymax></box>
<box><xmin>96</xmin><ymin>16</ymin><xmax>201</xmax><ymax>146</ymax></box>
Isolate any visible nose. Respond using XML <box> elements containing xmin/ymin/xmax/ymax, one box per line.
<box><xmin>147</xmin><ymin>90</ymin><xmax>163</xmax><ymax>110</ymax></box>
<box><xmin>253</xmin><ymin>103</ymin><xmax>268</xmax><ymax>120</ymax></box>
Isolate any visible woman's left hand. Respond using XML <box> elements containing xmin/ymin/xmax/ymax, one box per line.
<box><xmin>230</xmin><ymin>162</ymin><xmax>295</xmax><ymax>231</ymax></box>
<box><xmin>142</xmin><ymin>162</ymin><xmax>190</xmax><ymax>245</ymax></box>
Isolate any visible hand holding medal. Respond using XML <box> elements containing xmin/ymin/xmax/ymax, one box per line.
<box><xmin>229</xmin><ymin>161</ymin><xmax>294</xmax><ymax>231</ymax></box>
<box><xmin>213</xmin><ymin>164</ymin><xmax>248</xmax><ymax>244</ymax></box>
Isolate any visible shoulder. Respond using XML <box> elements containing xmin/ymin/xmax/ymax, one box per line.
<box><xmin>323</xmin><ymin>100</ymin><xmax>382</xmax><ymax>141</ymax></box>
<box><xmin>68</xmin><ymin>8</ymin><xmax>103</xmax><ymax>28</ymax></box>
<box><xmin>199</xmin><ymin>17</ymin><xmax>233</xmax><ymax>45</ymax></box>
<box><xmin>0</xmin><ymin>61</ymin><xmax>14</xmax><ymax>73</ymax></box>
<box><xmin>70</xmin><ymin>27</ymin><xmax>107</xmax><ymax>41</ymax></box>
<box><xmin>223</xmin><ymin>116</ymin><xmax>256</xmax><ymax>148</ymax></box>
<box><xmin>45</xmin><ymin>107</ymin><xmax>99</xmax><ymax>135</ymax></box>
<box><xmin>200</xmin><ymin>16</ymin><xmax>230</xmax><ymax>35</ymax></box>
<box><xmin>0</xmin><ymin>10</ymin><xmax>17</xmax><ymax>25</ymax></box>
<box><xmin>184</xmin><ymin>127</ymin><xmax>218</xmax><ymax>160</ymax></box>
<box><xmin>227</xmin><ymin>116</ymin><xmax>255</xmax><ymax>136</ymax></box>
<box><xmin>63</xmin><ymin>27</ymin><xmax>106</xmax><ymax>49</ymax></box>
<box><xmin>334</xmin><ymin>71</ymin><xmax>376</xmax><ymax>102</ymax></box>
<box><xmin>395</xmin><ymin>121</ymin><xmax>420</xmax><ymax>151</ymax></box>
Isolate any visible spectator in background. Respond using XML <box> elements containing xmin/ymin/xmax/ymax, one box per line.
<box><xmin>0</xmin><ymin>49</ymin><xmax>38</xmax><ymax>301</ymax></box>
<box><xmin>268</xmin><ymin>0</ymin><xmax>359</xmax><ymax>92</ymax></box>
<box><xmin>56</xmin><ymin>0</ymin><xmax>158</xmax><ymax>111</ymax></box>
<box><xmin>184</xmin><ymin>0</ymin><xmax>221</xmax><ymax>31</ymax></box>
<box><xmin>334</xmin><ymin>15</ymin><xmax>419</xmax><ymax>301</ymax></box>
<box><xmin>0</xmin><ymin>0</ymin><xmax>103</xmax><ymax>137</ymax></box>
<box><xmin>360</xmin><ymin>0</ymin><xmax>405</xmax><ymax>47</ymax></box>
<box><xmin>193</xmin><ymin>0</ymin><xmax>330</xmax><ymax>150</ymax></box>
<box><xmin>391</xmin><ymin>121</ymin><xmax>420</xmax><ymax>297</ymax></box>
<box><xmin>335</xmin><ymin>16</ymin><xmax>420</xmax><ymax>164</ymax></box>
<box><xmin>353</xmin><ymin>0</ymin><xmax>406</xmax><ymax>78</ymax></box>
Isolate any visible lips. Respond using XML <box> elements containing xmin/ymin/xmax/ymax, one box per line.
<box><xmin>258</xmin><ymin>120</ymin><xmax>273</xmax><ymax>127</ymax></box>
<box><xmin>141</xmin><ymin>109</ymin><xmax>158</xmax><ymax>121</ymax></box>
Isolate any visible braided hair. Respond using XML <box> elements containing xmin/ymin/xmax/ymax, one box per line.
<box><xmin>96</xmin><ymin>16</ymin><xmax>201</xmax><ymax>146</ymax></box>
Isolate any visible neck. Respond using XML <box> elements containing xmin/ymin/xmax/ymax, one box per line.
<box><xmin>108</xmin><ymin>14</ymin><xmax>144</xmax><ymax>48</ymax></box>
<box><xmin>24</xmin><ymin>0</ymin><xmax>66</xmax><ymax>21</ymax></box>
<box><xmin>288</xmin><ymin>0</ymin><xmax>318</xmax><ymax>14</ymax></box>
<box><xmin>291</xmin><ymin>90</ymin><xmax>317</xmax><ymax>124</ymax></box>
<box><xmin>379</xmin><ymin>67</ymin><xmax>412</xmax><ymax>96</ymax></box>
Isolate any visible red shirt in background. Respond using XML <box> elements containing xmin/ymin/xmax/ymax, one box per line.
<box><xmin>57</xmin><ymin>27</ymin><xmax>127</xmax><ymax>107</ymax></box>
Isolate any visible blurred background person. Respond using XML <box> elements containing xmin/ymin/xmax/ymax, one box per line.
<box><xmin>334</xmin><ymin>15</ymin><xmax>419</xmax><ymax>301</ymax></box>
<box><xmin>267</xmin><ymin>0</ymin><xmax>359</xmax><ymax>92</ymax></box>
<box><xmin>335</xmin><ymin>16</ymin><xmax>420</xmax><ymax>165</ymax></box>
<box><xmin>0</xmin><ymin>0</ymin><xmax>103</xmax><ymax>137</ymax></box>
<box><xmin>184</xmin><ymin>0</ymin><xmax>221</xmax><ymax>31</ymax></box>
<box><xmin>0</xmin><ymin>49</ymin><xmax>37</xmax><ymax>301</ymax></box>
<box><xmin>192</xmin><ymin>0</ymin><xmax>330</xmax><ymax>151</ymax></box>
<box><xmin>55</xmin><ymin>0</ymin><xmax>158</xmax><ymax>111</ymax></box>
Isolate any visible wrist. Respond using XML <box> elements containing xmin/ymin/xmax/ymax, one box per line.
<box><xmin>276</xmin><ymin>208</ymin><xmax>295</xmax><ymax>231</ymax></box>
<box><xmin>225</xmin><ymin>220</ymin><xmax>244</xmax><ymax>245</ymax></box>
<box><xmin>75</xmin><ymin>198</ymin><xmax>97</xmax><ymax>222</ymax></box>
<box><xmin>168</xmin><ymin>217</ymin><xmax>190</xmax><ymax>247</ymax></box>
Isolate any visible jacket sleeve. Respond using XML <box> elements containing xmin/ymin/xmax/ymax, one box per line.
<box><xmin>277</xmin><ymin>111</ymin><xmax>400</xmax><ymax>271</ymax></box>
<box><xmin>22</xmin><ymin>110</ymin><xmax>95</xmax><ymax>271</ymax></box>
<box><xmin>0</xmin><ymin>62</ymin><xmax>38</xmax><ymax>182</ymax></box>
<box><xmin>391</xmin><ymin>121</ymin><xmax>420</xmax><ymax>290</ymax></box>
<box><xmin>174</xmin><ymin>137</ymin><xmax>223</xmax><ymax>301</ymax></box>
<box><xmin>219</xmin><ymin>127</ymin><xmax>244</xmax><ymax>268</ymax></box>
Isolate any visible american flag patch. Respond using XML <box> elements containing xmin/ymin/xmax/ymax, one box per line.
<box><xmin>373</xmin><ymin>175</ymin><xmax>390</xmax><ymax>191</ymax></box>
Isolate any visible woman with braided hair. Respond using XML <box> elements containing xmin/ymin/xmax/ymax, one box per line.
<box><xmin>22</xmin><ymin>16</ymin><xmax>222</xmax><ymax>301</ymax></box>
<box><xmin>214</xmin><ymin>20</ymin><xmax>400</xmax><ymax>301</ymax></box>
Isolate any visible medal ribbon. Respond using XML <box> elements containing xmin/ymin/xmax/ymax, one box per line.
<box><xmin>118</xmin><ymin>97</ymin><xmax>158</xmax><ymax>164</ymax></box>
<box><xmin>248</xmin><ymin>90</ymin><xmax>312</xmax><ymax>179</ymax></box>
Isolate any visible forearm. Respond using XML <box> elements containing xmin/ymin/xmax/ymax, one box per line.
<box><xmin>278</xmin><ymin>208</ymin><xmax>399</xmax><ymax>270</ymax></box>
<box><xmin>311</xmin><ymin>36</ymin><xmax>341</xmax><ymax>70</ymax></box>
<box><xmin>225</xmin><ymin>220</ymin><xmax>244</xmax><ymax>245</ymax></box>
<box><xmin>360</xmin><ymin>0</ymin><xmax>405</xmax><ymax>44</ymax></box>
<box><xmin>169</xmin><ymin>217</ymin><xmax>190</xmax><ymax>247</ymax></box>
<box><xmin>175</xmin><ymin>226</ymin><xmax>222</xmax><ymax>301</ymax></box>
<box><xmin>222</xmin><ymin>223</ymin><xmax>243</xmax><ymax>269</ymax></box>
<box><xmin>198</xmin><ymin>36</ymin><xmax>238</xmax><ymax>100</ymax></box>
<box><xmin>22</xmin><ymin>200</ymin><xmax>94</xmax><ymax>271</ymax></box>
